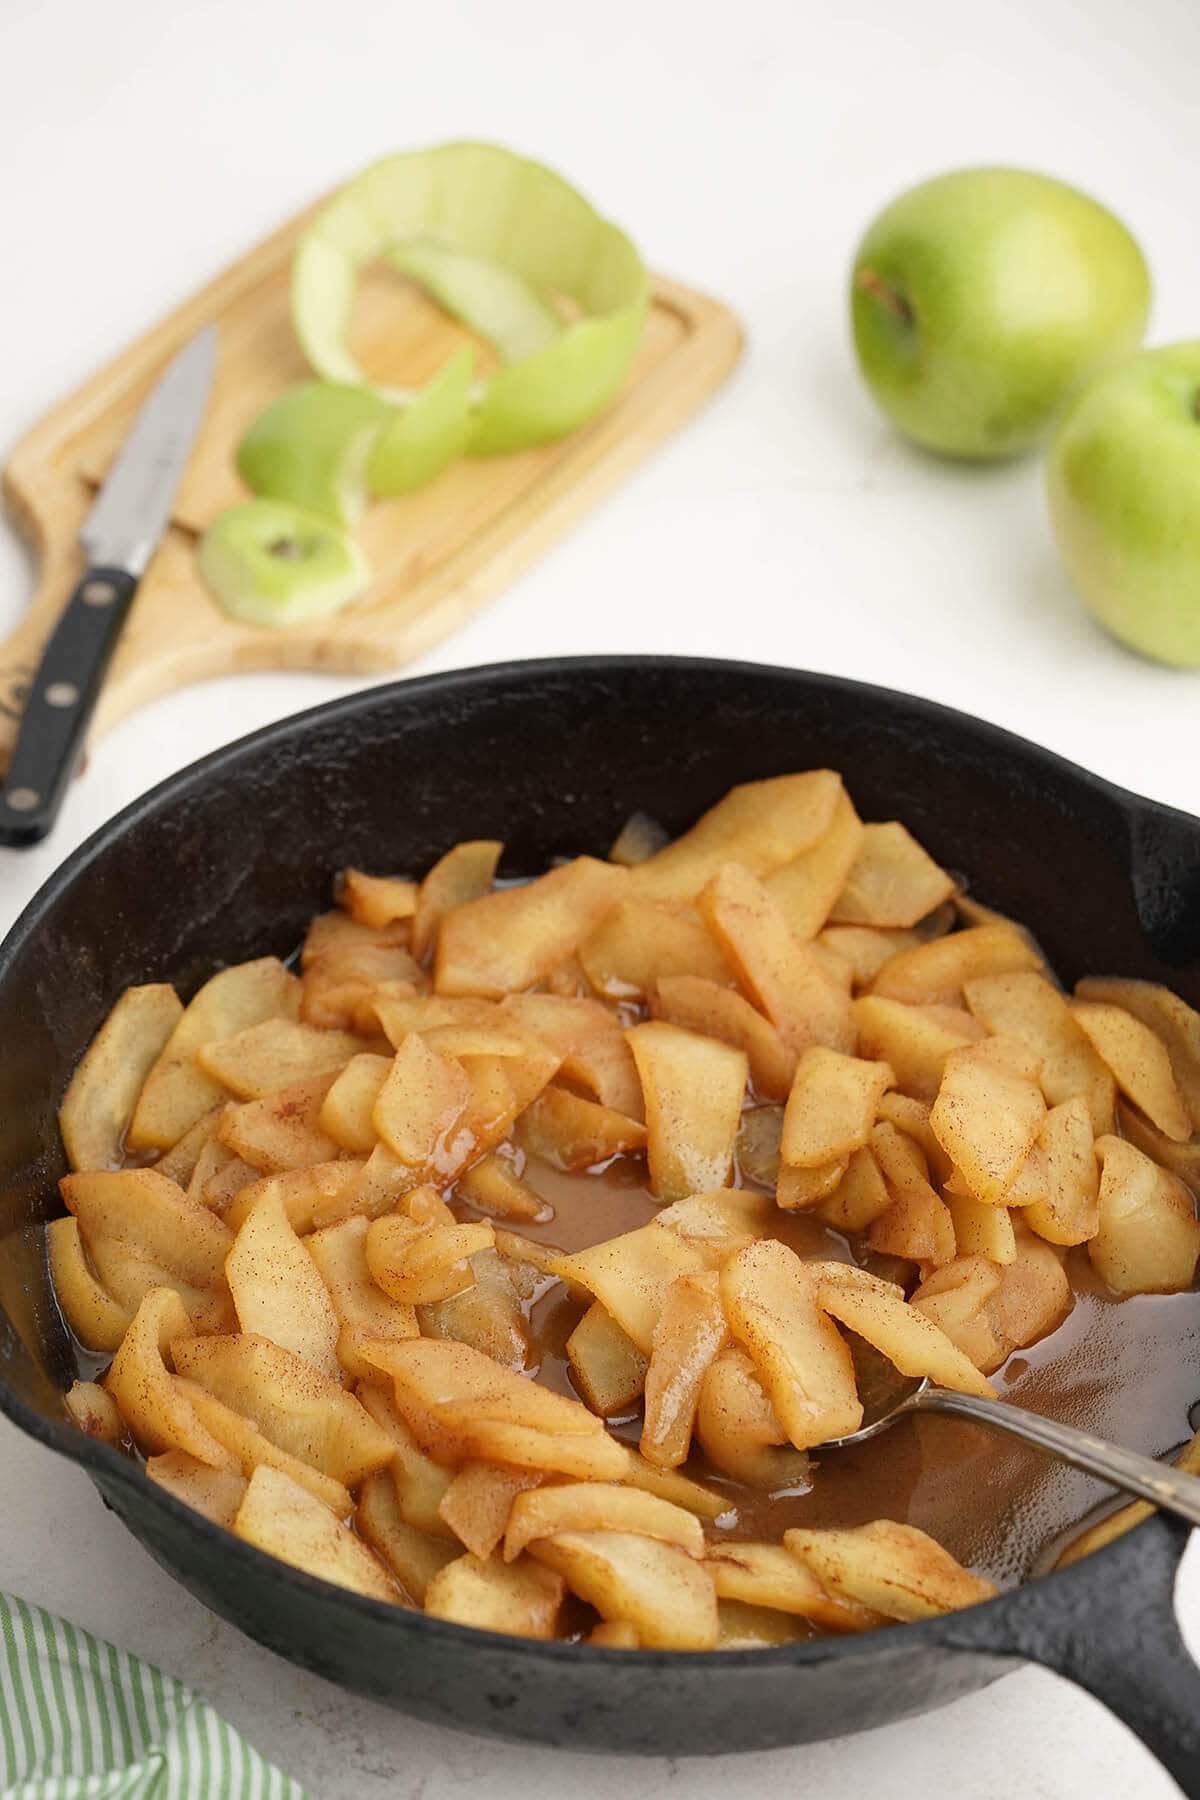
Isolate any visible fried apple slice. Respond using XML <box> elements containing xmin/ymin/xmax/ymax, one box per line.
<box><xmin>438</xmin><ymin>1462</ymin><xmax>541</xmax><ymax>1560</ymax></box>
<box><xmin>870</xmin><ymin>925</ymin><xmax>1041</xmax><ymax>1006</ymax></box>
<box><xmin>818</xmin><ymin>926</ymin><xmax>925</xmax><ymax>987</ymax></box>
<box><xmin>217</xmin><ymin>1074</ymin><xmax>341</xmax><ymax>1172</ymax></box>
<box><xmin>567</xmin><ymin>1304</ymin><xmax>649</xmax><ymax>1417</ymax></box>
<box><xmin>176</xmin><ymin>1383</ymin><xmax>353</xmax><ymax>1515</ymax></box>
<box><xmin>338</xmin><ymin>869</ymin><xmax>418</xmax><ymax>930</ymax></box>
<box><xmin>776</xmin><ymin>1159</ymin><xmax>848</xmax><ymax>1210</ymax></box>
<box><xmin>625</xmin><ymin>1021</ymin><xmax>746</xmax><ymax>1201</ymax></box>
<box><xmin>366</xmin><ymin>1216</ymin><xmax>494</xmax><ymax>1306</ymax></box>
<box><xmin>47</xmin><ymin>1217</ymin><xmax>133</xmax><ymax>1352</ymax></box>
<box><xmin>505</xmin><ymin>1483</ymin><xmax>704</xmax><ymax>1562</ymax></box>
<box><xmin>60</xmin><ymin>985</ymin><xmax>183</xmax><ymax>1171</ymax></box>
<box><xmin>579</xmin><ymin>900</ymin><xmax>731</xmax><ymax>998</ymax></box>
<box><xmin>198</xmin><ymin>1019</ymin><xmax>364</xmax><ymax>1100</ymax></box>
<box><xmin>785</xmin><ymin>1521</ymin><xmax>996</xmax><ymax>1621</ymax></box>
<box><xmin>716</xmin><ymin>1603</ymin><xmax>813</xmax><ymax>1648</ymax></box>
<box><xmin>609</xmin><ymin>810</ymin><xmax>670</xmax><ymax>867</ymax></box>
<box><xmin>371</xmin><ymin>1034</ymin><xmax>471</xmax><ymax>1172</ymax></box>
<box><xmin>61</xmin><ymin>1168</ymin><xmax>233</xmax><ymax>1293</ymax></box>
<box><xmin>436</xmin><ymin>857</ymin><xmax>625</xmax><ymax>998</ymax></box>
<box><xmin>63</xmin><ymin>1379</ymin><xmax>126</xmax><ymax>1447</ymax></box>
<box><xmin>361</xmin><ymin>1338</ymin><xmax>627</xmax><ymax>1478</ymax></box>
<box><xmin>454</xmin><ymin>1153</ymin><xmax>547</xmax><ymax>1222</ymax></box>
<box><xmin>911</xmin><ymin>1257</ymin><xmax>1005</xmax><ymax>1373</ymax></box>
<box><xmin>1089</xmin><ymin>1135</ymin><xmax>1200</xmax><ymax>1295</ymax></box>
<box><xmin>356</xmin><ymin>1383</ymin><xmax>456</xmax><ymax>1538</ymax></box>
<box><xmin>868</xmin><ymin>1122</ymin><xmax>956</xmax><ymax>1265</ymax></box>
<box><xmin>531</xmin><ymin>1531</ymin><xmax>718</xmax><ymax>1650</ymax></box>
<box><xmin>764</xmin><ymin>789</ymin><xmax>864</xmax><ymax>941</ymax></box>
<box><xmin>172</xmin><ymin>1332</ymin><xmax>393</xmax><ymax>1484</ymax></box>
<box><xmin>657</xmin><ymin>1189</ymin><xmax>776</xmax><ymax>1259</ymax></box>
<box><xmin>829</xmin><ymin>822</ymin><xmax>956</xmax><ymax>929</ymax></box>
<box><xmin>948</xmin><ymin>1195</ymin><xmax>1017</xmax><ymax>1265</ymax></box>
<box><xmin>612</xmin><ymin>1443</ymin><xmax>728</xmax><ymax>1519</ymax></box>
<box><xmin>818</xmin><ymin>1147</ymin><xmax>894</xmax><ymax>1234</ymax></box>
<box><xmin>705</xmin><ymin>1541</ymin><xmax>877</xmax><ymax>1631</ymax></box>
<box><xmin>627</xmin><ymin>772</ymin><xmax>844</xmax><ymax>903</ymax></box>
<box><xmin>418</xmin><ymin>1248</ymin><xmax>530</xmax><ymax>1371</ymax></box>
<box><xmin>235</xmin><ymin>1466</ymin><xmax>400</xmax><ymax>1602</ymax></box>
<box><xmin>225</xmin><ymin>1162</ymin><xmax>365</xmax><ymax>1235</ymax></box>
<box><xmin>1020</xmin><ymin>1097</ymin><xmax>1100</xmax><ymax>1246</ymax></box>
<box><xmin>107</xmin><ymin>1289</ymin><xmax>235</xmax><ymax>1466</ymax></box>
<box><xmin>306</xmin><ymin>1216</ymin><xmax>418</xmax><ymax>1380</ymax></box>
<box><xmin>356</xmin><ymin>1470</ymin><xmax>458</xmax><ymax>1602</ymax></box>
<box><xmin>852</xmin><ymin>995</ymin><xmax>978</xmax><ymax>1103</ymax></box>
<box><xmin>930</xmin><ymin>1043</ymin><xmax>1046</xmax><ymax>1204</ymax></box>
<box><xmin>1072</xmin><ymin>1002</ymin><xmax>1191</xmax><ymax>1142</ymax></box>
<box><xmin>1076</xmin><ymin>977</ymin><xmax>1200</xmax><ymax>1133</ymax></box>
<box><xmin>720</xmin><ymin>1240</ymin><xmax>862</xmax><ymax>1449</ymax></box>
<box><xmin>875</xmin><ymin>1092</ymin><xmax>953</xmax><ymax>1182</ymax></box>
<box><xmin>412</xmin><ymin>840</ymin><xmax>504</xmax><ymax>963</ymax></box>
<box><xmin>500</xmin><ymin>994</ymin><xmax>644</xmax><ymax>1118</ymax></box>
<box><xmin>1118</xmin><ymin>1101</ymin><xmax>1200</xmax><ymax>1189</ymax></box>
<box><xmin>146</xmin><ymin>1451</ymin><xmax>247</xmax><ymax>1528</ymax></box>
<box><xmin>128</xmin><ymin>959</ymin><xmax>300</xmax><ymax>1150</ymax></box>
<box><xmin>651</xmin><ymin>975</ymin><xmax>795</xmax><ymax>1101</ymax></box>
<box><xmin>781</xmin><ymin>1047</ymin><xmax>894</xmax><ymax>1167</ymax></box>
<box><xmin>225</xmin><ymin>1190</ymin><xmax>341</xmax><ymax>1378</ymax></box>
<box><xmin>318</xmin><ymin>1052</ymin><xmax>391</xmax><ymax>1152</ymax></box>
<box><xmin>640</xmin><ymin>1271</ymin><xmax>727</xmax><ymax>1467</ymax></box>
<box><xmin>590</xmin><ymin>1619</ymin><xmax>642</xmax><ymax>1648</ymax></box>
<box><xmin>550</xmin><ymin>1225</ymin><xmax>710</xmax><ymax>1353</ymax></box>
<box><xmin>152</xmin><ymin>1107</ymin><xmax>224</xmax><ymax>1186</ymax></box>
<box><xmin>989</xmin><ymin>1225</ymin><xmax>1073</xmax><ymax>1349</ymax></box>
<box><xmin>815</xmin><ymin>1263</ymin><xmax>996</xmax><ymax>1398</ymax></box>
<box><xmin>964</xmin><ymin>971</ymin><xmax>1115</xmax><ymax>1133</ymax></box>
<box><xmin>736</xmin><ymin>1105</ymin><xmax>783</xmax><ymax>1188</ymax></box>
<box><xmin>700</xmin><ymin>863</ymin><xmax>853</xmax><ymax>1056</ymax></box>
<box><xmin>424</xmin><ymin>1552</ymin><xmax>563</xmax><ymax>1637</ymax></box>
<box><xmin>517</xmin><ymin>1088</ymin><xmax>647</xmax><ymax>1171</ymax></box>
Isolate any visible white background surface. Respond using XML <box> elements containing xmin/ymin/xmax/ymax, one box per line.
<box><xmin>1</xmin><ymin>0</ymin><xmax>1198</xmax><ymax>1793</ymax></box>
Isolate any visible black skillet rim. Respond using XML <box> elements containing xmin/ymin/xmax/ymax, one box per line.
<box><xmin>0</xmin><ymin>651</ymin><xmax>1191</xmax><ymax>1668</ymax></box>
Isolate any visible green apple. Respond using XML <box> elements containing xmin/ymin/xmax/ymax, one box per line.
<box><xmin>198</xmin><ymin>499</ymin><xmax>369</xmax><ymax>627</ymax></box>
<box><xmin>850</xmin><ymin>167</ymin><xmax>1151</xmax><ymax>459</ymax></box>
<box><xmin>236</xmin><ymin>382</ymin><xmax>389</xmax><ymax>526</ymax></box>
<box><xmin>1047</xmin><ymin>343</ymin><xmax>1200</xmax><ymax>667</ymax></box>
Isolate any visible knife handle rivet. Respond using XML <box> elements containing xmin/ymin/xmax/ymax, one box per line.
<box><xmin>45</xmin><ymin>683</ymin><xmax>79</xmax><ymax>708</ymax></box>
<box><xmin>5</xmin><ymin>787</ymin><xmax>40</xmax><ymax>813</ymax></box>
<box><xmin>81</xmin><ymin>580</ymin><xmax>117</xmax><ymax>608</ymax></box>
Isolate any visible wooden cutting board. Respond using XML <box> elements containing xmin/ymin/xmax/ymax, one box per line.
<box><xmin>0</xmin><ymin>198</ymin><xmax>743</xmax><ymax>765</ymax></box>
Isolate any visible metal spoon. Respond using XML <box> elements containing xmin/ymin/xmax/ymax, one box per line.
<box><xmin>822</xmin><ymin>1375</ymin><xmax>1200</xmax><ymax>1529</ymax></box>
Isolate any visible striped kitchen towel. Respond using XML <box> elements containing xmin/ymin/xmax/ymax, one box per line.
<box><xmin>0</xmin><ymin>1590</ymin><xmax>307</xmax><ymax>1799</ymax></box>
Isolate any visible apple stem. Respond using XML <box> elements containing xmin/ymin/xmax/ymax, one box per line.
<box><xmin>856</xmin><ymin>268</ymin><xmax>914</xmax><ymax>327</ymax></box>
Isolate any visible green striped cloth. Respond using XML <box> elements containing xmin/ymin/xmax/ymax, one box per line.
<box><xmin>0</xmin><ymin>1591</ymin><xmax>307</xmax><ymax>1799</ymax></box>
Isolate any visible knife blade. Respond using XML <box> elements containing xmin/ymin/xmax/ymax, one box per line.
<box><xmin>0</xmin><ymin>326</ymin><xmax>217</xmax><ymax>848</ymax></box>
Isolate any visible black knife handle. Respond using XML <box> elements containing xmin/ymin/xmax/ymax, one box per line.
<box><xmin>0</xmin><ymin>567</ymin><xmax>139</xmax><ymax>848</ymax></box>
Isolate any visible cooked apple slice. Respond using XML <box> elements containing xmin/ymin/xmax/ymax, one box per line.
<box><xmin>640</xmin><ymin>1272</ymin><xmax>727</xmax><ymax>1468</ymax></box>
<box><xmin>217</xmin><ymin>1074</ymin><xmax>341</xmax><ymax>1172</ymax></box>
<box><xmin>625</xmin><ymin>1021</ymin><xmax>746</xmax><ymax>1201</ymax></box>
<box><xmin>628</xmin><ymin>771</ymin><xmax>843</xmax><ymax>902</ymax></box>
<box><xmin>199</xmin><ymin>1019</ymin><xmax>363</xmax><ymax>1101</ymax></box>
<box><xmin>699</xmin><ymin>863</ymin><xmax>853</xmax><ymax>1056</ymax></box>
<box><xmin>695</xmin><ymin>1347</ymin><xmax>814</xmax><ymax>1490</ymax></box>
<box><xmin>172</xmin><ymin>1332</ymin><xmax>393</xmax><ymax>1485</ymax></box>
<box><xmin>550</xmin><ymin>1224</ymin><xmax>710</xmax><ymax>1353</ymax></box>
<box><xmin>437</xmin><ymin>1462</ymin><xmax>541</xmax><ymax>1560</ymax></box>
<box><xmin>948</xmin><ymin>1194</ymin><xmax>1017</xmax><ymax>1264</ymax></box>
<box><xmin>815</xmin><ymin>1263</ymin><xmax>996</xmax><ymax>1398</ymax></box>
<box><xmin>504</xmin><ymin>1482</ymin><xmax>704</xmax><ymax>1562</ymax></box>
<box><xmin>611</xmin><ymin>1443</ymin><xmax>728</xmax><ymax>1519</ymax></box>
<box><xmin>964</xmin><ymin>970</ymin><xmax>1115</xmax><ymax>1133</ymax></box>
<box><xmin>531</xmin><ymin>1531</ymin><xmax>718</xmax><ymax>1650</ymax></box>
<box><xmin>424</xmin><ymin>1551</ymin><xmax>564</xmax><ymax>1637</ymax></box>
<box><xmin>852</xmin><ymin>995</ymin><xmax>978</xmax><ymax>1102</ymax></box>
<box><xmin>235</xmin><ymin>1465</ymin><xmax>399</xmax><ymax>1602</ymax></box>
<box><xmin>61</xmin><ymin>1168</ymin><xmax>233</xmax><ymax>1293</ymax></box>
<box><xmin>59</xmin><ymin>984</ymin><xmax>183</xmax><ymax>1171</ymax></box>
<box><xmin>107</xmin><ymin>1289</ymin><xmax>236</xmax><ymax>1467</ymax></box>
<box><xmin>579</xmin><ymin>900</ymin><xmax>731</xmax><ymax>998</ymax></box>
<box><xmin>829</xmin><ymin>821</ymin><xmax>956</xmax><ymax>929</ymax></box>
<box><xmin>146</xmin><ymin>1451</ymin><xmax>248</xmax><ymax>1530</ymax></box>
<box><xmin>47</xmin><ymin>1217</ymin><xmax>133</xmax><ymax>1353</ymax></box>
<box><xmin>705</xmin><ymin>1541</ymin><xmax>878</xmax><ymax>1631</ymax></box>
<box><xmin>1089</xmin><ymin>1134</ymin><xmax>1200</xmax><ymax>1294</ymax></box>
<box><xmin>517</xmin><ymin>1088</ymin><xmax>647</xmax><ymax>1171</ymax></box>
<box><xmin>176</xmin><ymin>1382</ymin><xmax>353</xmax><ymax>1516</ymax></box>
<box><xmin>566</xmin><ymin>1304</ymin><xmax>649</xmax><ymax>1417</ymax></box>
<box><xmin>870</xmin><ymin>925</ymin><xmax>1041</xmax><ymax>1006</ymax></box>
<box><xmin>911</xmin><ymin>1257</ymin><xmax>1006</xmax><ymax>1373</ymax></box>
<box><xmin>409</xmin><ymin>841</ymin><xmax>504</xmax><ymax>963</ymax></box>
<box><xmin>930</xmin><ymin>1043</ymin><xmax>1046</xmax><ymax>1204</ymax></box>
<box><xmin>785</xmin><ymin>1520</ymin><xmax>996</xmax><ymax>1621</ymax></box>
<box><xmin>356</xmin><ymin>1470</ymin><xmax>458</xmax><ymax>1603</ymax></box>
<box><xmin>371</xmin><ymin>1034</ymin><xmax>471</xmax><ymax>1171</ymax></box>
<box><xmin>436</xmin><ymin>857</ymin><xmax>626</xmax><ymax>998</ymax></box>
<box><xmin>454</xmin><ymin>1153</ymin><xmax>546</xmax><ymax>1223</ymax></box>
<box><xmin>1076</xmin><ymin>976</ymin><xmax>1200</xmax><ymax>1133</ymax></box>
<box><xmin>764</xmin><ymin>789</ymin><xmax>864</xmax><ymax>940</ymax></box>
<box><xmin>128</xmin><ymin>958</ymin><xmax>300</xmax><ymax>1151</ymax></box>
<box><xmin>868</xmin><ymin>1121</ymin><xmax>956</xmax><ymax>1265</ymax></box>
<box><xmin>356</xmin><ymin>1383</ymin><xmax>456</xmax><ymax>1539</ymax></box>
<box><xmin>651</xmin><ymin>975</ymin><xmax>796</xmax><ymax>1101</ymax></box>
<box><xmin>818</xmin><ymin>1146</ymin><xmax>893</xmax><ymax>1234</ymax></box>
<box><xmin>63</xmin><ymin>1379</ymin><xmax>126</xmax><ymax>1448</ymax></box>
<box><xmin>1020</xmin><ymin>1097</ymin><xmax>1099</xmax><ymax>1246</ymax></box>
<box><xmin>225</xmin><ymin>1161</ymin><xmax>365</xmax><ymax>1235</ymax></box>
<box><xmin>337</xmin><ymin>868</ymin><xmax>418</xmax><ymax>931</ymax></box>
<box><xmin>781</xmin><ymin>1047</ymin><xmax>894</xmax><ymax>1167</ymax></box>
<box><xmin>720</xmin><ymin>1240</ymin><xmax>862</xmax><ymax>1449</ymax></box>
<box><xmin>1072</xmin><ymin>1002</ymin><xmax>1191</xmax><ymax>1141</ymax></box>
<box><xmin>225</xmin><ymin>1189</ymin><xmax>341</xmax><ymax>1378</ymax></box>
<box><xmin>317</xmin><ymin>1053</ymin><xmax>390</xmax><ymax>1152</ymax></box>
<box><xmin>305</xmin><ymin>1215</ymin><xmax>418</xmax><ymax>1381</ymax></box>
<box><xmin>501</xmin><ymin>993</ymin><xmax>644</xmax><ymax>1117</ymax></box>
<box><xmin>366</xmin><ymin>1216</ymin><xmax>494</xmax><ymax>1306</ymax></box>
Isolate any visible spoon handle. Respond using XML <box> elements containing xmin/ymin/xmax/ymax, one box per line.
<box><xmin>915</xmin><ymin>1387</ymin><xmax>1200</xmax><ymax>1529</ymax></box>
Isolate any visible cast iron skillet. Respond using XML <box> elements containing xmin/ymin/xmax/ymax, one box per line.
<box><xmin>1</xmin><ymin>656</ymin><xmax>1199</xmax><ymax>1783</ymax></box>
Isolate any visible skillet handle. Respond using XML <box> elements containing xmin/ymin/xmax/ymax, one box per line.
<box><xmin>946</xmin><ymin>1519</ymin><xmax>1200</xmax><ymax>1797</ymax></box>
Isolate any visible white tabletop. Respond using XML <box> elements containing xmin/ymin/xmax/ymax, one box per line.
<box><xmin>2</xmin><ymin>0</ymin><xmax>1199</xmax><ymax>1793</ymax></box>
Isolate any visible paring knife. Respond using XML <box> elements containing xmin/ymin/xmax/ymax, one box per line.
<box><xmin>0</xmin><ymin>327</ymin><xmax>218</xmax><ymax>849</ymax></box>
